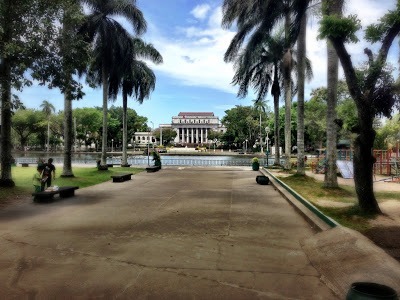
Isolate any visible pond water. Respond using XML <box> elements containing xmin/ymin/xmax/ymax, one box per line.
<box><xmin>14</xmin><ymin>152</ymin><xmax>279</xmax><ymax>167</ymax></box>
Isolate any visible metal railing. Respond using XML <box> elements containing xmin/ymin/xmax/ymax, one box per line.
<box><xmin>15</xmin><ymin>156</ymin><xmax>278</xmax><ymax>167</ymax></box>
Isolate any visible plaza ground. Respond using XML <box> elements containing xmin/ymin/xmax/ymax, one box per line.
<box><xmin>0</xmin><ymin>167</ymin><xmax>399</xmax><ymax>298</ymax></box>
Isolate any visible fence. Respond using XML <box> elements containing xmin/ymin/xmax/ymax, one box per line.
<box><xmin>16</xmin><ymin>156</ymin><xmax>279</xmax><ymax>167</ymax></box>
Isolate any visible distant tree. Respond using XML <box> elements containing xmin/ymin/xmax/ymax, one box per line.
<box><xmin>304</xmin><ymin>94</ymin><xmax>327</xmax><ymax>150</ymax></box>
<box><xmin>74</xmin><ymin>107</ymin><xmax>102</xmax><ymax>150</ymax></box>
<box><xmin>154</xmin><ymin>128</ymin><xmax>177</xmax><ymax>145</ymax></box>
<box><xmin>40</xmin><ymin>100</ymin><xmax>56</xmax><ymax>152</ymax></box>
<box><xmin>375</xmin><ymin>114</ymin><xmax>400</xmax><ymax>150</ymax></box>
<box><xmin>12</xmin><ymin>109</ymin><xmax>44</xmax><ymax>149</ymax></box>
<box><xmin>222</xmin><ymin>105</ymin><xmax>260</xmax><ymax>149</ymax></box>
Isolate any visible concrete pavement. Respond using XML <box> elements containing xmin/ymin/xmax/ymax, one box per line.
<box><xmin>0</xmin><ymin>166</ymin><xmax>398</xmax><ymax>298</ymax></box>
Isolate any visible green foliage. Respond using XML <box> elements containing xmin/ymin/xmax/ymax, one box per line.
<box><xmin>252</xmin><ymin>157</ymin><xmax>259</xmax><ymax>163</ymax></box>
<box><xmin>222</xmin><ymin>105</ymin><xmax>270</xmax><ymax>147</ymax></box>
<box><xmin>319</xmin><ymin>14</ymin><xmax>361</xmax><ymax>43</ymax></box>
<box><xmin>12</xmin><ymin>109</ymin><xmax>46</xmax><ymax>148</ymax></box>
<box><xmin>375</xmin><ymin>114</ymin><xmax>400</xmax><ymax>149</ymax></box>
<box><xmin>366</xmin><ymin>10</ymin><xmax>400</xmax><ymax>43</ymax></box>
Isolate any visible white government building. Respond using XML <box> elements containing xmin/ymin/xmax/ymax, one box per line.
<box><xmin>134</xmin><ymin>112</ymin><xmax>226</xmax><ymax>146</ymax></box>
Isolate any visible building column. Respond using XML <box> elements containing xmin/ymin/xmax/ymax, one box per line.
<box><xmin>200</xmin><ymin>129</ymin><xmax>203</xmax><ymax>144</ymax></box>
<box><xmin>195</xmin><ymin>128</ymin><xmax>199</xmax><ymax>144</ymax></box>
<box><xmin>186</xmin><ymin>128</ymin><xmax>189</xmax><ymax>144</ymax></box>
<box><xmin>190</xmin><ymin>128</ymin><xmax>194</xmax><ymax>143</ymax></box>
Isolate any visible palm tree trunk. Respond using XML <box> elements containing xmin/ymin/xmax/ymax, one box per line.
<box><xmin>283</xmin><ymin>6</ymin><xmax>292</xmax><ymax>170</ymax></box>
<box><xmin>121</xmin><ymin>91</ymin><xmax>129</xmax><ymax>166</ymax></box>
<box><xmin>47</xmin><ymin>120</ymin><xmax>50</xmax><ymax>152</ymax></box>
<box><xmin>61</xmin><ymin>93</ymin><xmax>74</xmax><ymax>177</ymax></box>
<box><xmin>283</xmin><ymin>49</ymin><xmax>292</xmax><ymax>170</ymax></box>
<box><xmin>323</xmin><ymin>0</ymin><xmax>343</xmax><ymax>188</ymax></box>
<box><xmin>100</xmin><ymin>66</ymin><xmax>108</xmax><ymax>167</ymax></box>
<box><xmin>296</xmin><ymin>13</ymin><xmax>307</xmax><ymax>175</ymax></box>
<box><xmin>272</xmin><ymin>69</ymin><xmax>281</xmax><ymax>165</ymax></box>
<box><xmin>0</xmin><ymin>58</ymin><xmax>15</xmax><ymax>187</ymax></box>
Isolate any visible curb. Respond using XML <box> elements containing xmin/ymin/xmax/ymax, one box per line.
<box><xmin>261</xmin><ymin>168</ymin><xmax>339</xmax><ymax>232</ymax></box>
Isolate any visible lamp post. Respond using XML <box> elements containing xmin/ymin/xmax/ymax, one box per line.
<box><xmin>160</xmin><ymin>125</ymin><xmax>163</xmax><ymax>146</ymax></box>
<box><xmin>259</xmin><ymin>113</ymin><xmax>263</xmax><ymax>155</ymax></box>
<box><xmin>150</xmin><ymin>121</ymin><xmax>154</xmax><ymax>150</ymax></box>
<box><xmin>265</xmin><ymin>126</ymin><xmax>270</xmax><ymax>166</ymax></box>
<box><xmin>265</xmin><ymin>126</ymin><xmax>270</xmax><ymax>153</ymax></box>
<box><xmin>245</xmin><ymin>139</ymin><xmax>248</xmax><ymax>154</ymax></box>
<box><xmin>213</xmin><ymin>138</ymin><xmax>217</xmax><ymax>152</ymax></box>
<box><xmin>111</xmin><ymin>139</ymin><xmax>114</xmax><ymax>152</ymax></box>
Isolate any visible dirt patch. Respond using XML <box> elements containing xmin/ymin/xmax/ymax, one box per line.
<box><xmin>364</xmin><ymin>226</ymin><xmax>400</xmax><ymax>262</ymax></box>
<box><xmin>0</xmin><ymin>194</ymin><xmax>31</xmax><ymax>210</ymax></box>
<box><xmin>316</xmin><ymin>200</ymin><xmax>353</xmax><ymax>208</ymax></box>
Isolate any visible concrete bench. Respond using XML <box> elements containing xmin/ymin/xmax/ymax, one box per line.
<box><xmin>32</xmin><ymin>186</ymin><xmax>79</xmax><ymax>202</ymax></box>
<box><xmin>146</xmin><ymin>166</ymin><xmax>161</xmax><ymax>172</ymax></box>
<box><xmin>20</xmin><ymin>163</ymin><xmax>33</xmax><ymax>167</ymax></box>
<box><xmin>107</xmin><ymin>164</ymin><xmax>121</xmax><ymax>168</ymax></box>
<box><xmin>111</xmin><ymin>173</ymin><xmax>133</xmax><ymax>183</ymax></box>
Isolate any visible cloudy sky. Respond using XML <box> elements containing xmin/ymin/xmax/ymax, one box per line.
<box><xmin>17</xmin><ymin>0</ymin><xmax>398</xmax><ymax>127</ymax></box>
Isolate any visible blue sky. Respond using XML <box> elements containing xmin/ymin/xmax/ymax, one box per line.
<box><xmin>16</xmin><ymin>0</ymin><xmax>398</xmax><ymax>128</ymax></box>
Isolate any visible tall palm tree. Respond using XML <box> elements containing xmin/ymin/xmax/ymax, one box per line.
<box><xmin>296</xmin><ymin>13</ymin><xmax>307</xmax><ymax>175</ymax></box>
<box><xmin>323</xmin><ymin>0</ymin><xmax>344</xmax><ymax>187</ymax></box>
<box><xmin>40</xmin><ymin>100</ymin><xmax>56</xmax><ymax>152</ymax></box>
<box><xmin>54</xmin><ymin>0</ymin><xmax>89</xmax><ymax>178</ymax></box>
<box><xmin>82</xmin><ymin>0</ymin><xmax>146</xmax><ymax>168</ymax></box>
<box><xmin>108</xmin><ymin>37</ymin><xmax>163</xmax><ymax>167</ymax></box>
<box><xmin>232</xmin><ymin>29</ymin><xmax>312</xmax><ymax>165</ymax></box>
<box><xmin>222</xmin><ymin>0</ymin><xmax>311</xmax><ymax>169</ymax></box>
<box><xmin>252</xmin><ymin>99</ymin><xmax>268</xmax><ymax>153</ymax></box>
<box><xmin>231</xmin><ymin>31</ymin><xmax>285</xmax><ymax>165</ymax></box>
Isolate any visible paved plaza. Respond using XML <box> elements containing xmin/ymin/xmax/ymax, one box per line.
<box><xmin>0</xmin><ymin>167</ymin><xmax>398</xmax><ymax>298</ymax></box>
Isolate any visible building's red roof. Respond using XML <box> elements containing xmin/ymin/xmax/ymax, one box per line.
<box><xmin>178</xmin><ymin>112</ymin><xmax>214</xmax><ymax>117</ymax></box>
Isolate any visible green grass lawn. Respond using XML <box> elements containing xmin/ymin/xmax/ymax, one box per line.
<box><xmin>276</xmin><ymin>173</ymin><xmax>398</xmax><ymax>231</ymax></box>
<box><xmin>0</xmin><ymin>166</ymin><xmax>144</xmax><ymax>203</ymax></box>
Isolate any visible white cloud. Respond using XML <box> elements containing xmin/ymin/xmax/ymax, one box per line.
<box><xmin>145</xmin><ymin>2</ymin><xmax>398</xmax><ymax>102</ymax></box>
<box><xmin>146</xmin><ymin>6</ymin><xmax>238</xmax><ymax>94</ymax></box>
<box><xmin>191</xmin><ymin>4</ymin><xmax>211</xmax><ymax>20</ymax></box>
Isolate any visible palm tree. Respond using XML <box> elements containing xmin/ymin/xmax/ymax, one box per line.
<box><xmin>40</xmin><ymin>100</ymin><xmax>56</xmax><ymax>152</ymax></box>
<box><xmin>252</xmin><ymin>99</ymin><xmax>268</xmax><ymax>154</ymax></box>
<box><xmin>323</xmin><ymin>0</ymin><xmax>344</xmax><ymax>188</ymax></box>
<box><xmin>296</xmin><ymin>13</ymin><xmax>307</xmax><ymax>175</ymax></box>
<box><xmin>231</xmin><ymin>29</ymin><xmax>312</xmax><ymax>165</ymax></box>
<box><xmin>108</xmin><ymin>37</ymin><xmax>163</xmax><ymax>167</ymax></box>
<box><xmin>82</xmin><ymin>0</ymin><xmax>146</xmax><ymax>168</ymax></box>
<box><xmin>222</xmin><ymin>0</ymin><xmax>311</xmax><ymax>169</ymax></box>
<box><xmin>231</xmin><ymin>31</ymin><xmax>285</xmax><ymax>165</ymax></box>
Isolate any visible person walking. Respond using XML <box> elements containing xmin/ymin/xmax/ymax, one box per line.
<box><xmin>42</xmin><ymin>158</ymin><xmax>56</xmax><ymax>190</ymax></box>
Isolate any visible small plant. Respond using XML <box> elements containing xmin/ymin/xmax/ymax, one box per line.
<box><xmin>152</xmin><ymin>151</ymin><xmax>162</xmax><ymax>168</ymax></box>
<box><xmin>252</xmin><ymin>157</ymin><xmax>260</xmax><ymax>171</ymax></box>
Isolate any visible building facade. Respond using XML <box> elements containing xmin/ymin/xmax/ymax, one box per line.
<box><xmin>134</xmin><ymin>132</ymin><xmax>156</xmax><ymax>147</ymax></box>
<box><xmin>171</xmin><ymin>112</ymin><xmax>225</xmax><ymax>145</ymax></box>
